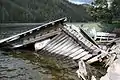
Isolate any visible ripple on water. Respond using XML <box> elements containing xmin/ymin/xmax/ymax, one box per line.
<box><xmin>0</xmin><ymin>52</ymin><xmax>52</xmax><ymax>80</ymax></box>
<box><xmin>0</xmin><ymin>51</ymin><xmax>80</xmax><ymax>80</ymax></box>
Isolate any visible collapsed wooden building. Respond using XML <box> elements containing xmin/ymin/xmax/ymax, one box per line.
<box><xmin>0</xmin><ymin>18</ymin><xmax>120</xmax><ymax>80</ymax></box>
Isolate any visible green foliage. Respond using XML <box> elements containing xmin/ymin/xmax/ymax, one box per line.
<box><xmin>111</xmin><ymin>0</ymin><xmax>120</xmax><ymax>20</ymax></box>
<box><xmin>87</xmin><ymin>0</ymin><xmax>113</xmax><ymax>23</ymax></box>
<box><xmin>0</xmin><ymin>0</ymin><xmax>92</xmax><ymax>23</ymax></box>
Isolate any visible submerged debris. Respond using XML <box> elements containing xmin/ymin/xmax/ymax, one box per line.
<box><xmin>76</xmin><ymin>60</ymin><xmax>87</xmax><ymax>80</ymax></box>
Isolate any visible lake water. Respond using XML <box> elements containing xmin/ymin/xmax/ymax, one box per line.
<box><xmin>0</xmin><ymin>25</ymin><xmax>79</xmax><ymax>80</ymax></box>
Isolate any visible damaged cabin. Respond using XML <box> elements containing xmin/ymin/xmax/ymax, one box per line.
<box><xmin>0</xmin><ymin>17</ymin><xmax>107</xmax><ymax>63</ymax></box>
<box><xmin>0</xmin><ymin>17</ymin><xmax>120</xmax><ymax>80</ymax></box>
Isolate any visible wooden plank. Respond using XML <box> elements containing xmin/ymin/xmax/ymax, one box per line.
<box><xmin>13</xmin><ymin>31</ymin><xmax>60</xmax><ymax>48</ymax></box>
<box><xmin>54</xmin><ymin>39</ymin><xmax>73</xmax><ymax>54</ymax></box>
<box><xmin>45</xmin><ymin>35</ymin><xmax>67</xmax><ymax>50</ymax></box>
<box><xmin>46</xmin><ymin>37</ymin><xmax>69</xmax><ymax>53</ymax></box>
<box><xmin>58</xmin><ymin>40</ymin><xmax>75</xmax><ymax>55</ymax></box>
<box><xmin>80</xmin><ymin>54</ymin><xmax>92</xmax><ymax>60</ymax></box>
<box><xmin>64</xmin><ymin>45</ymin><xmax>81</xmax><ymax>56</ymax></box>
<box><xmin>73</xmin><ymin>52</ymin><xmax>89</xmax><ymax>60</ymax></box>
<box><xmin>0</xmin><ymin>17</ymin><xmax>66</xmax><ymax>44</ymax></box>
<box><xmin>44</xmin><ymin>32</ymin><xmax>66</xmax><ymax>48</ymax></box>
<box><xmin>66</xmin><ymin>47</ymin><xmax>82</xmax><ymax>57</ymax></box>
<box><xmin>96</xmin><ymin>32</ymin><xmax>116</xmax><ymax>37</ymax></box>
<box><xmin>69</xmin><ymin>49</ymin><xmax>84</xmax><ymax>58</ymax></box>
<box><xmin>50</xmin><ymin>38</ymin><xmax>71</xmax><ymax>55</ymax></box>
<box><xmin>87</xmin><ymin>50</ymin><xmax>108</xmax><ymax>64</ymax></box>
<box><xmin>62</xmin><ymin>27</ymin><xmax>93</xmax><ymax>53</ymax></box>
<box><xmin>71</xmin><ymin>49</ymin><xmax>85</xmax><ymax>58</ymax></box>
<box><xmin>59</xmin><ymin>43</ymin><xmax>79</xmax><ymax>56</ymax></box>
<box><xmin>86</xmin><ymin>42</ymin><xmax>92</xmax><ymax>48</ymax></box>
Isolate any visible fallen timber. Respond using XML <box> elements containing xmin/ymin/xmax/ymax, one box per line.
<box><xmin>95</xmin><ymin>32</ymin><xmax>116</xmax><ymax>43</ymax></box>
<box><xmin>0</xmin><ymin>17</ymin><xmax>119</xmax><ymax>80</ymax></box>
<box><xmin>90</xmin><ymin>27</ymin><xmax>117</xmax><ymax>43</ymax></box>
<box><xmin>0</xmin><ymin>18</ymin><xmax>66</xmax><ymax>50</ymax></box>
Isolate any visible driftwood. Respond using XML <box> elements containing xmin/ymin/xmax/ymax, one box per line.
<box><xmin>76</xmin><ymin>60</ymin><xmax>87</xmax><ymax>80</ymax></box>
